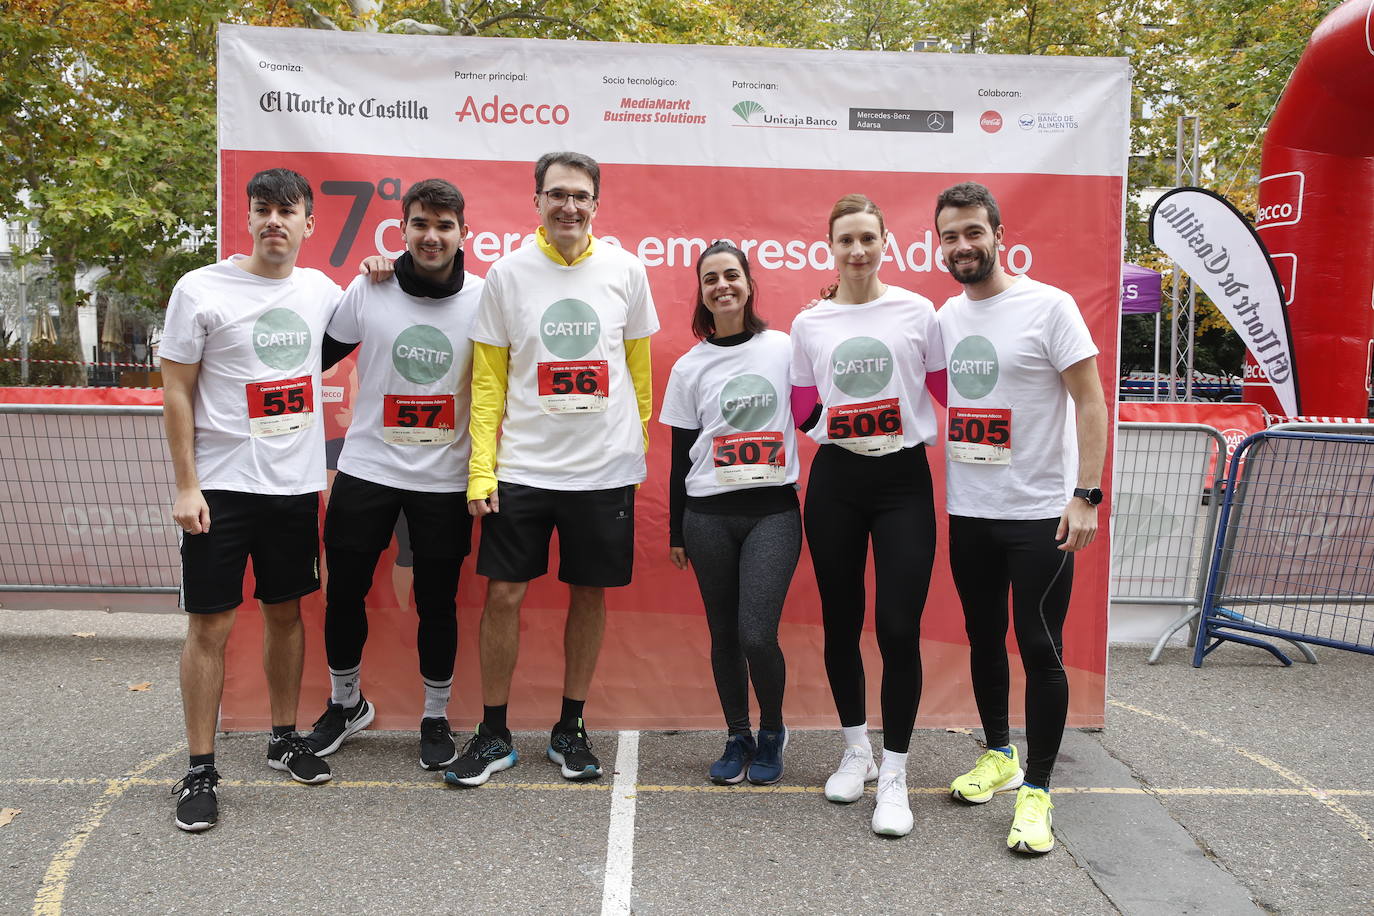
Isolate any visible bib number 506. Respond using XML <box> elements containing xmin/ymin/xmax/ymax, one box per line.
<box><xmin>828</xmin><ymin>405</ymin><xmax>901</xmax><ymax>439</ymax></box>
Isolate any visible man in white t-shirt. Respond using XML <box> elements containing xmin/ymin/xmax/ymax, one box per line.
<box><xmin>444</xmin><ymin>151</ymin><xmax>659</xmax><ymax>788</ymax></box>
<box><xmin>160</xmin><ymin>168</ymin><xmax>342</xmax><ymax>832</ymax></box>
<box><xmin>300</xmin><ymin>178</ymin><xmax>483</xmax><ymax>773</ymax></box>
<box><xmin>934</xmin><ymin>181</ymin><xmax>1107</xmax><ymax>856</ymax></box>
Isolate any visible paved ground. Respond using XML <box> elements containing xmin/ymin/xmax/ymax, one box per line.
<box><xmin>1</xmin><ymin>608</ymin><xmax>1371</xmax><ymax>915</ymax></box>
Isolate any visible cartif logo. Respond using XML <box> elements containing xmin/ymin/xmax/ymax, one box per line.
<box><xmin>980</xmin><ymin>110</ymin><xmax>1003</xmax><ymax>133</ymax></box>
<box><xmin>948</xmin><ymin>336</ymin><xmax>999</xmax><ymax>399</ymax></box>
<box><xmin>540</xmin><ymin>299</ymin><xmax>601</xmax><ymax>358</ymax></box>
<box><xmin>831</xmin><ymin>337</ymin><xmax>894</xmax><ymax>398</ymax></box>
<box><xmin>253</xmin><ymin>308</ymin><xmax>311</xmax><ymax>371</ymax></box>
<box><xmin>392</xmin><ymin>325</ymin><xmax>454</xmax><ymax>384</ymax></box>
<box><xmin>719</xmin><ymin>374</ymin><xmax>778</xmax><ymax>430</ymax></box>
<box><xmin>732</xmin><ymin>100</ymin><xmax>765</xmax><ymax>123</ymax></box>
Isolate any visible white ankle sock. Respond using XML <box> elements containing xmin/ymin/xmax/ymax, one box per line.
<box><xmin>841</xmin><ymin>723</ymin><xmax>870</xmax><ymax>751</ymax></box>
<box><xmin>422</xmin><ymin>677</ymin><xmax>452</xmax><ymax>720</ymax></box>
<box><xmin>879</xmin><ymin>748</ymin><xmax>908</xmax><ymax>777</ymax></box>
<box><xmin>329</xmin><ymin>665</ymin><xmax>361</xmax><ymax>708</ymax></box>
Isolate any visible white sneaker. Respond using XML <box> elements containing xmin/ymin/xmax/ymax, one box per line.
<box><xmin>871</xmin><ymin>770</ymin><xmax>914</xmax><ymax>837</ymax></box>
<box><xmin>824</xmin><ymin>744</ymin><xmax>878</xmax><ymax>803</ymax></box>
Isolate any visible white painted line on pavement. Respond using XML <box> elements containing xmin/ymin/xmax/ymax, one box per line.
<box><xmin>601</xmin><ymin>730</ymin><xmax>639</xmax><ymax>916</ymax></box>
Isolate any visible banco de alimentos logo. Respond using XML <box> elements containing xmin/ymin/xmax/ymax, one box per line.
<box><xmin>392</xmin><ymin>325</ymin><xmax>454</xmax><ymax>384</ymax></box>
<box><xmin>253</xmin><ymin>308</ymin><xmax>311</xmax><ymax>371</ymax></box>
<box><xmin>948</xmin><ymin>335</ymin><xmax>999</xmax><ymax>399</ymax></box>
<box><xmin>732</xmin><ymin>100</ymin><xmax>765</xmax><ymax>123</ymax></box>
<box><xmin>719</xmin><ymin>374</ymin><xmax>778</xmax><ymax>430</ymax></box>
<box><xmin>831</xmin><ymin>337</ymin><xmax>894</xmax><ymax>398</ymax></box>
<box><xmin>540</xmin><ymin>299</ymin><xmax>601</xmax><ymax>358</ymax></box>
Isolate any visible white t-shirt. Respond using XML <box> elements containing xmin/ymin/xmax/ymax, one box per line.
<box><xmin>789</xmin><ymin>286</ymin><xmax>944</xmax><ymax>455</ymax></box>
<box><xmin>938</xmin><ymin>275</ymin><xmax>1099</xmax><ymax>519</ymax></box>
<box><xmin>470</xmin><ymin>241</ymin><xmax>659</xmax><ymax>489</ymax></box>
<box><xmin>159</xmin><ymin>256</ymin><xmax>342</xmax><ymax>495</ymax></box>
<box><xmin>328</xmin><ymin>271</ymin><xmax>483</xmax><ymax>493</ymax></box>
<box><xmin>659</xmin><ymin>330</ymin><xmax>800</xmax><ymax>497</ymax></box>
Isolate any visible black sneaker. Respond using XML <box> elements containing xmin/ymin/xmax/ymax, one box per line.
<box><xmin>547</xmin><ymin>717</ymin><xmax>602</xmax><ymax>780</ymax></box>
<box><xmin>443</xmin><ymin>724</ymin><xmax>518</xmax><ymax>787</ymax></box>
<box><xmin>172</xmin><ymin>765</ymin><xmax>220</xmax><ymax>833</ymax></box>
<box><xmin>267</xmin><ymin>732</ymin><xmax>333</xmax><ymax>784</ymax></box>
<box><xmin>303</xmin><ymin>696</ymin><xmax>375</xmax><ymax>757</ymax></box>
<box><xmin>419</xmin><ymin>716</ymin><xmax>458</xmax><ymax>771</ymax></box>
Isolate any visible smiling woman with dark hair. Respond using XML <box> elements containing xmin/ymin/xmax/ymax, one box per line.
<box><xmin>659</xmin><ymin>241</ymin><xmax>801</xmax><ymax>787</ymax></box>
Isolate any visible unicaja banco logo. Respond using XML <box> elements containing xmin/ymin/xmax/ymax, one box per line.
<box><xmin>719</xmin><ymin>375</ymin><xmax>778</xmax><ymax>430</ymax></box>
<box><xmin>392</xmin><ymin>325</ymin><xmax>454</xmax><ymax>384</ymax></box>
<box><xmin>732</xmin><ymin>100</ymin><xmax>765</xmax><ymax>123</ymax></box>
<box><xmin>540</xmin><ymin>299</ymin><xmax>601</xmax><ymax>358</ymax></box>
<box><xmin>253</xmin><ymin>308</ymin><xmax>311</xmax><ymax>371</ymax></box>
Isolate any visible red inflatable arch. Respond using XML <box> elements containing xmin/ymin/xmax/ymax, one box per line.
<box><xmin>1249</xmin><ymin>0</ymin><xmax>1374</xmax><ymax>416</ymax></box>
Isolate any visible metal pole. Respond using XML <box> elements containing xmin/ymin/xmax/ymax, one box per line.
<box><xmin>17</xmin><ymin>258</ymin><xmax>29</xmax><ymax>385</ymax></box>
<box><xmin>1171</xmin><ymin>114</ymin><xmax>1201</xmax><ymax>402</ymax></box>
<box><xmin>1153</xmin><ymin>311</ymin><xmax>1161</xmax><ymax>399</ymax></box>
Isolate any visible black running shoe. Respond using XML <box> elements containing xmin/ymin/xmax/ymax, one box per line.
<box><xmin>443</xmin><ymin>725</ymin><xmax>517</xmax><ymax>787</ymax></box>
<box><xmin>172</xmin><ymin>765</ymin><xmax>220</xmax><ymax>833</ymax></box>
<box><xmin>547</xmin><ymin>717</ymin><xmax>602</xmax><ymax>780</ymax></box>
<box><xmin>267</xmin><ymin>732</ymin><xmax>333</xmax><ymax>784</ymax></box>
<box><xmin>419</xmin><ymin>716</ymin><xmax>458</xmax><ymax>771</ymax></box>
<box><xmin>303</xmin><ymin>696</ymin><xmax>375</xmax><ymax>757</ymax></box>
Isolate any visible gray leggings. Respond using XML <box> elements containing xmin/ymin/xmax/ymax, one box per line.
<box><xmin>682</xmin><ymin>507</ymin><xmax>802</xmax><ymax>733</ymax></box>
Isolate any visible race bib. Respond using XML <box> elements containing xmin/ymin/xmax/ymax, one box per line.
<box><xmin>712</xmin><ymin>431</ymin><xmax>787</xmax><ymax>486</ymax></box>
<box><xmin>382</xmin><ymin>394</ymin><xmax>456</xmax><ymax>445</ymax></box>
<box><xmin>826</xmin><ymin>398</ymin><xmax>903</xmax><ymax>456</ymax></box>
<box><xmin>537</xmin><ymin>360</ymin><xmax>609</xmax><ymax>414</ymax></box>
<box><xmin>947</xmin><ymin>406</ymin><xmax>1012</xmax><ymax>464</ymax></box>
<box><xmin>246</xmin><ymin>376</ymin><xmax>314</xmax><ymax>438</ymax></box>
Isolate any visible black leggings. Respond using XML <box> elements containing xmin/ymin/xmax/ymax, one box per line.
<box><xmin>324</xmin><ymin>547</ymin><xmax>461</xmax><ymax>683</ymax></box>
<box><xmin>948</xmin><ymin>515</ymin><xmax>1073</xmax><ymax>788</ymax></box>
<box><xmin>682</xmin><ymin>507</ymin><xmax>801</xmax><ymax>734</ymax></box>
<box><xmin>804</xmin><ymin>445</ymin><xmax>936</xmax><ymax>754</ymax></box>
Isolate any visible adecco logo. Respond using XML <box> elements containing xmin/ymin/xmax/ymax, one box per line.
<box><xmin>980</xmin><ymin>110</ymin><xmax>1003</xmax><ymax>133</ymax></box>
<box><xmin>1256</xmin><ymin>171</ymin><xmax>1304</xmax><ymax>229</ymax></box>
<box><xmin>455</xmin><ymin>94</ymin><xmax>569</xmax><ymax>125</ymax></box>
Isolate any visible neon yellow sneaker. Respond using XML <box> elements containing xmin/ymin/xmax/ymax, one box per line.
<box><xmin>950</xmin><ymin>746</ymin><xmax>1024</xmax><ymax>804</ymax></box>
<box><xmin>1008</xmin><ymin>786</ymin><xmax>1055</xmax><ymax>854</ymax></box>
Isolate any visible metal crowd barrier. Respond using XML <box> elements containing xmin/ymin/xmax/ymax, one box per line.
<box><xmin>1110</xmin><ymin>423</ymin><xmax>1228</xmax><ymax>661</ymax></box>
<box><xmin>1194</xmin><ymin>430</ymin><xmax>1374</xmax><ymax>666</ymax></box>
<box><xmin>0</xmin><ymin>403</ymin><xmax>179</xmax><ymax>593</ymax></box>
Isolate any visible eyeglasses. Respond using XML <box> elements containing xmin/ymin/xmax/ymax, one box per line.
<box><xmin>539</xmin><ymin>189</ymin><xmax>596</xmax><ymax>209</ymax></box>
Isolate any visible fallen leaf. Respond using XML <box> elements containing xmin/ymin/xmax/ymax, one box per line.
<box><xmin>0</xmin><ymin>809</ymin><xmax>19</xmax><ymax>827</ymax></box>
<box><xmin>128</xmin><ymin>682</ymin><xmax>152</xmax><ymax>692</ymax></box>
<box><xmin>72</xmin><ymin>632</ymin><xmax>96</xmax><ymax>638</ymax></box>
<box><xmin>90</xmin><ymin>657</ymin><xmax>106</xmax><ymax>662</ymax></box>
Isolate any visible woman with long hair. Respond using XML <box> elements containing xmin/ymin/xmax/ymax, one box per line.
<box><xmin>789</xmin><ymin>195</ymin><xmax>945</xmax><ymax>836</ymax></box>
<box><xmin>660</xmin><ymin>241</ymin><xmax>802</xmax><ymax>786</ymax></box>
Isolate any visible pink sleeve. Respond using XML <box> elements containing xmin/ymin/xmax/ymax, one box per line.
<box><xmin>791</xmin><ymin>385</ymin><xmax>819</xmax><ymax>427</ymax></box>
<box><xmin>927</xmin><ymin>369</ymin><xmax>948</xmax><ymax>407</ymax></box>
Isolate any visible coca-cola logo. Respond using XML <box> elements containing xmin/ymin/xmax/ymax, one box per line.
<box><xmin>980</xmin><ymin>110</ymin><xmax>1003</xmax><ymax>133</ymax></box>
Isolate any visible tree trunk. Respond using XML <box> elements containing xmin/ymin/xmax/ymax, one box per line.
<box><xmin>53</xmin><ymin>242</ymin><xmax>86</xmax><ymax>386</ymax></box>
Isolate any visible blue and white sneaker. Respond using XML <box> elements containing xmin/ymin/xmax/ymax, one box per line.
<box><xmin>443</xmin><ymin>725</ymin><xmax>517</xmax><ymax>787</ymax></box>
<box><xmin>708</xmin><ymin>733</ymin><xmax>756</xmax><ymax>785</ymax></box>
<box><xmin>547</xmin><ymin>718</ymin><xmax>602</xmax><ymax>780</ymax></box>
<box><xmin>748</xmin><ymin>726</ymin><xmax>788</xmax><ymax>785</ymax></box>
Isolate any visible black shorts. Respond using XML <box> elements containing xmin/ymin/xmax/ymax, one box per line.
<box><xmin>323</xmin><ymin>471</ymin><xmax>473</xmax><ymax>559</ymax></box>
<box><xmin>180</xmin><ymin>490</ymin><xmax>321</xmax><ymax>614</ymax></box>
<box><xmin>477</xmin><ymin>482</ymin><xmax>635</xmax><ymax>587</ymax></box>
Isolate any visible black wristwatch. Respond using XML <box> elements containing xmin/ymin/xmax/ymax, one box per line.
<box><xmin>1073</xmin><ymin>487</ymin><xmax>1104</xmax><ymax>506</ymax></box>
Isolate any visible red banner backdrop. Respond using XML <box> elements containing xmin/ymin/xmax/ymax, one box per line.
<box><xmin>204</xmin><ymin>28</ymin><xmax>1132</xmax><ymax>730</ymax></box>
